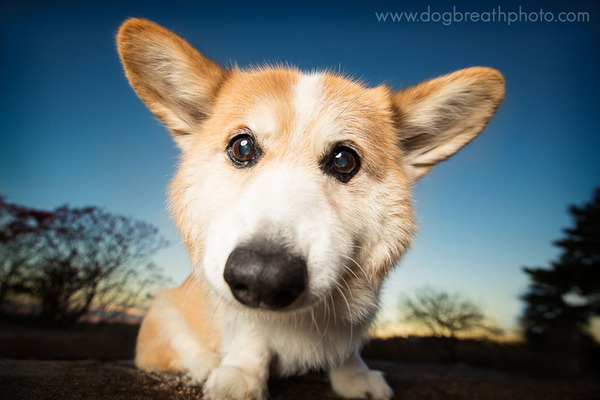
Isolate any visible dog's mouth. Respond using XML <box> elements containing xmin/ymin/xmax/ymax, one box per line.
<box><xmin>223</xmin><ymin>242</ymin><xmax>308</xmax><ymax>311</ymax></box>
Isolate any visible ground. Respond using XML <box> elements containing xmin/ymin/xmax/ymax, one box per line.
<box><xmin>0</xmin><ymin>321</ymin><xmax>598</xmax><ymax>399</ymax></box>
<box><xmin>1</xmin><ymin>359</ymin><xmax>599</xmax><ymax>400</ymax></box>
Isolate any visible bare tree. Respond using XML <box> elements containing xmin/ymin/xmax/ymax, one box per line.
<box><xmin>400</xmin><ymin>286</ymin><xmax>501</xmax><ymax>362</ymax></box>
<box><xmin>94</xmin><ymin>261</ymin><xmax>172</xmax><ymax>320</ymax></box>
<box><xmin>1</xmin><ymin>197</ymin><xmax>171</xmax><ymax>326</ymax></box>
<box><xmin>0</xmin><ymin>196</ymin><xmax>53</xmax><ymax>306</ymax></box>
<box><xmin>400</xmin><ymin>286</ymin><xmax>498</xmax><ymax>339</ymax></box>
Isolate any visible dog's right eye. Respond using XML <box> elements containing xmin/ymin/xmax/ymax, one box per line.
<box><xmin>227</xmin><ymin>134</ymin><xmax>259</xmax><ymax>167</ymax></box>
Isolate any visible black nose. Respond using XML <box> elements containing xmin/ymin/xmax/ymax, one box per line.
<box><xmin>223</xmin><ymin>244</ymin><xmax>307</xmax><ymax>310</ymax></box>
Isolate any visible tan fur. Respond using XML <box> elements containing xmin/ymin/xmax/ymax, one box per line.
<box><xmin>117</xmin><ymin>18</ymin><xmax>504</xmax><ymax>400</ymax></box>
<box><xmin>117</xmin><ymin>18</ymin><xmax>228</xmax><ymax>139</ymax></box>
<box><xmin>135</xmin><ymin>276</ymin><xmax>221</xmax><ymax>371</ymax></box>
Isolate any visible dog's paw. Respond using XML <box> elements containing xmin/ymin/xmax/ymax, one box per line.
<box><xmin>203</xmin><ymin>365</ymin><xmax>267</xmax><ymax>400</ymax></box>
<box><xmin>187</xmin><ymin>352</ymin><xmax>220</xmax><ymax>385</ymax></box>
<box><xmin>331</xmin><ymin>369</ymin><xmax>393</xmax><ymax>400</ymax></box>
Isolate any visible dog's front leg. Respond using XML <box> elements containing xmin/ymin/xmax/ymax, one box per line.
<box><xmin>204</xmin><ymin>320</ymin><xmax>270</xmax><ymax>400</ymax></box>
<box><xmin>329</xmin><ymin>352</ymin><xmax>393</xmax><ymax>400</ymax></box>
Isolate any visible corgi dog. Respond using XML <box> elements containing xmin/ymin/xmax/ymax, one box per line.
<box><xmin>117</xmin><ymin>18</ymin><xmax>504</xmax><ymax>400</ymax></box>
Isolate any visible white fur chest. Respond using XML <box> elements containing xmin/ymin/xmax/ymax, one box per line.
<box><xmin>223</xmin><ymin>309</ymin><xmax>368</xmax><ymax>377</ymax></box>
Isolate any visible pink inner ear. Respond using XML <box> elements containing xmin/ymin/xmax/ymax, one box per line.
<box><xmin>117</xmin><ymin>18</ymin><xmax>228</xmax><ymax>138</ymax></box>
<box><xmin>393</xmin><ymin>67</ymin><xmax>505</xmax><ymax>180</ymax></box>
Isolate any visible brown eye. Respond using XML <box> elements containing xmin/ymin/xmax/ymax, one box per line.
<box><xmin>332</xmin><ymin>148</ymin><xmax>358</xmax><ymax>174</ymax></box>
<box><xmin>321</xmin><ymin>145</ymin><xmax>361</xmax><ymax>183</ymax></box>
<box><xmin>228</xmin><ymin>134</ymin><xmax>258</xmax><ymax>167</ymax></box>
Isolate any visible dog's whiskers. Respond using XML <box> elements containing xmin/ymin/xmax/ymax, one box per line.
<box><xmin>328</xmin><ymin>292</ymin><xmax>338</xmax><ymax>325</ymax></box>
<box><xmin>314</xmin><ymin>299</ymin><xmax>332</xmax><ymax>352</ymax></box>
<box><xmin>339</xmin><ymin>258</ymin><xmax>360</xmax><ymax>281</ymax></box>
<box><xmin>339</xmin><ymin>254</ymin><xmax>373</xmax><ymax>287</ymax></box>
<box><xmin>337</xmin><ymin>289</ymin><xmax>353</xmax><ymax>343</ymax></box>
<box><xmin>308</xmin><ymin>308</ymin><xmax>323</xmax><ymax>347</ymax></box>
<box><xmin>333</xmin><ymin>281</ymin><xmax>353</xmax><ymax>335</ymax></box>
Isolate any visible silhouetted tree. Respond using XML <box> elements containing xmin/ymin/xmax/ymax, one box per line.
<box><xmin>400</xmin><ymin>286</ymin><xmax>499</xmax><ymax>362</ymax></box>
<box><xmin>0</xmin><ymin>196</ymin><xmax>53</xmax><ymax>306</ymax></box>
<box><xmin>401</xmin><ymin>286</ymin><xmax>495</xmax><ymax>338</ymax></box>
<box><xmin>0</xmin><ymin>197</ymin><xmax>171</xmax><ymax>326</ymax></box>
<box><xmin>93</xmin><ymin>261</ymin><xmax>172</xmax><ymax>320</ymax></box>
<box><xmin>521</xmin><ymin>188</ymin><xmax>600</xmax><ymax>349</ymax></box>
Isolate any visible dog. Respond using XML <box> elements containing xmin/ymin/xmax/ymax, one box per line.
<box><xmin>117</xmin><ymin>18</ymin><xmax>504</xmax><ymax>400</ymax></box>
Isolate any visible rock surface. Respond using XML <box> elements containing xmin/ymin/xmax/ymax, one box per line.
<box><xmin>1</xmin><ymin>358</ymin><xmax>598</xmax><ymax>400</ymax></box>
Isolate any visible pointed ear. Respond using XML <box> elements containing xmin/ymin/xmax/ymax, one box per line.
<box><xmin>393</xmin><ymin>67</ymin><xmax>505</xmax><ymax>181</ymax></box>
<box><xmin>117</xmin><ymin>18</ymin><xmax>227</xmax><ymax>148</ymax></box>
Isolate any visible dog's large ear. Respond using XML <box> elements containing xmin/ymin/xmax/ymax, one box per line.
<box><xmin>117</xmin><ymin>18</ymin><xmax>227</xmax><ymax>148</ymax></box>
<box><xmin>393</xmin><ymin>67</ymin><xmax>504</xmax><ymax>181</ymax></box>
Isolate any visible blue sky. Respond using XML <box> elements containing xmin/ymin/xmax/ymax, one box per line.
<box><xmin>1</xmin><ymin>0</ymin><xmax>598</xmax><ymax>335</ymax></box>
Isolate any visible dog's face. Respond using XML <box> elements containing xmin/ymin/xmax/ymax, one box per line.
<box><xmin>172</xmin><ymin>69</ymin><xmax>416</xmax><ymax>313</ymax></box>
<box><xmin>117</xmin><ymin>19</ymin><xmax>504</xmax><ymax>317</ymax></box>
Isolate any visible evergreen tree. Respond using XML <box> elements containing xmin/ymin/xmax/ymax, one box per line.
<box><xmin>521</xmin><ymin>188</ymin><xmax>600</xmax><ymax>345</ymax></box>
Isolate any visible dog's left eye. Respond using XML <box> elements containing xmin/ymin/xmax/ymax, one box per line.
<box><xmin>228</xmin><ymin>134</ymin><xmax>258</xmax><ymax>167</ymax></box>
<box><xmin>322</xmin><ymin>145</ymin><xmax>361</xmax><ymax>183</ymax></box>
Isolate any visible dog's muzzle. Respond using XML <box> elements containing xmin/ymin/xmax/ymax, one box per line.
<box><xmin>224</xmin><ymin>243</ymin><xmax>307</xmax><ymax>310</ymax></box>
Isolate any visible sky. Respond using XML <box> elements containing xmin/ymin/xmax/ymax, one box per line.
<box><xmin>1</xmin><ymin>0</ymin><xmax>599</xmax><ymax>336</ymax></box>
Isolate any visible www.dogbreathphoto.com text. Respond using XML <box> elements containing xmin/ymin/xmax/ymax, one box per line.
<box><xmin>375</xmin><ymin>5</ymin><xmax>591</xmax><ymax>26</ymax></box>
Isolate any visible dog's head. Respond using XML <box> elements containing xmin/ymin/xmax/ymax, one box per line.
<box><xmin>117</xmin><ymin>19</ymin><xmax>504</xmax><ymax>318</ymax></box>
